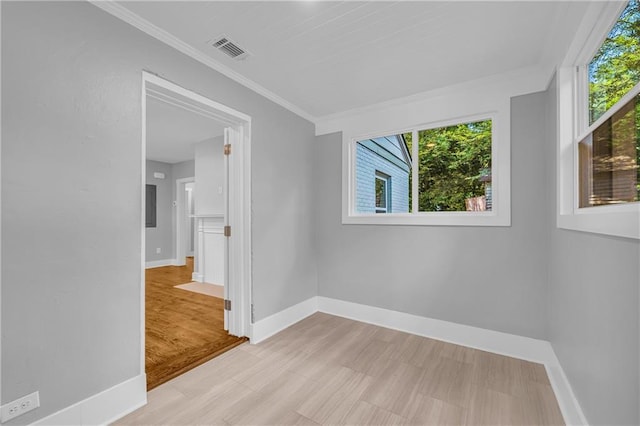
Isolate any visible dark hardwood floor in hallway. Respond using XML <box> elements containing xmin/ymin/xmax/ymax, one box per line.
<box><xmin>146</xmin><ymin>257</ymin><xmax>246</xmax><ymax>390</ymax></box>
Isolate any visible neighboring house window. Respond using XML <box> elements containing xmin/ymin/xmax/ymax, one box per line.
<box><xmin>557</xmin><ymin>0</ymin><xmax>640</xmax><ymax>238</ymax></box>
<box><xmin>375</xmin><ymin>171</ymin><xmax>391</xmax><ymax>213</ymax></box>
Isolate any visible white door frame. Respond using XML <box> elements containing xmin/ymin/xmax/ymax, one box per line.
<box><xmin>175</xmin><ymin>176</ymin><xmax>195</xmax><ymax>267</ymax></box>
<box><xmin>141</xmin><ymin>71</ymin><xmax>252</xmax><ymax>373</ymax></box>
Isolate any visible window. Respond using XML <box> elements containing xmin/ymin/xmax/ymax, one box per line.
<box><xmin>557</xmin><ymin>0</ymin><xmax>640</xmax><ymax>239</ymax></box>
<box><xmin>375</xmin><ymin>172</ymin><xmax>391</xmax><ymax>213</ymax></box>
<box><xmin>579</xmin><ymin>0</ymin><xmax>640</xmax><ymax>209</ymax></box>
<box><xmin>349</xmin><ymin>116</ymin><xmax>504</xmax><ymax>226</ymax></box>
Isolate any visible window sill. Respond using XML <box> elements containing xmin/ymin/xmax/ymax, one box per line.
<box><xmin>557</xmin><ymin>204</ymin><xmax>640</xmax><ymax>240</ymax></box>
<box><xmin>342</xmin><ymin>212</ymin><xmax>511</xmax><ymax>227</ymax></box>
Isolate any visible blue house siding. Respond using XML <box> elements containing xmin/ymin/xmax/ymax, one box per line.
<box><xmin>356</xmin><ymin>142</ymin><xmax>410</xmax><ymax>213</ymax></box>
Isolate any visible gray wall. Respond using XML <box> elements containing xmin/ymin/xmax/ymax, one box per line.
<box><xmin>1</xmin><ymin>2</ymin><xmax>317</xmax><ymax>423</ymax></box>
<box><xmin>194</xmin><ymin>137</ymin><xmax>225</xmax><ymax>215</ymax></box>
<box><xmin>145</xmin><ymin>160</ymin><xmax>173</xmax><ymax>262</ymax></box>
<box><xmin>314</xmin><ymin>92</ymin><xmax>550</xmax><ymax>339</ymax></box>
<box><xmin>544</xmin><ymin>76</ymin><xmax>640</xmax><ymax>425</ymax></box>
<box><xmin>172</xmin><ymin>160</ymin><xmax>195</xmax><ymax>183</ymax></box>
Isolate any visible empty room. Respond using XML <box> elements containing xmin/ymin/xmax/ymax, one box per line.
<box><xmin>1</xmin><ymin>1</ymin><xmax>639</xmax><ymax>426</ymax></box>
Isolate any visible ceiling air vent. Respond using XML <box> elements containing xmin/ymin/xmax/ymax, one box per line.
<box><xmin>210</xmin><ymin>35</ymin><xmax>249</xmax><ymax>60</ymax></box>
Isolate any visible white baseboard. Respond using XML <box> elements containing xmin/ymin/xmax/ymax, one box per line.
<box><xmin>316</xmin><ymin>297</ymin><xmax>587</xmax><ymax>426</ymax></box>
<box><xmin>544</xmin><ymin>349</ymin><xmax>589</xmax><ymax>426</ymax></box>
<box><xmin>250</xmin><ymin>297</ymin><xmax>318</xmax><ymax>344</ymax></box>
<box><xmin>192</xmin><ymin>272</ymin><xmax>203</xmax><ymax>282</ymax></box>
<box><xmin>145</xmin><ymin>259</ymin><xmax>177</xmax><ymax>269</ymax></box>
<box><xmin>32</xmin><ymin>374</ymin><xmax>147</xmax><ymax>426</ymax></box>
<box><xmin>317</xmin><ymin>297</ymin><xmax>549</xmax><ymax>363</ymax></box>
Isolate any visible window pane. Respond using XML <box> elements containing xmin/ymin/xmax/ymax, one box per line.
<box><xmin>589</xmin><ymin>0</ymin><xmax>640</xmax><ymax>124</ymax></box>
<box><xmin>375</xmin><ymin>176</ymin><xmax>386</xmax><ymax>208</ymax></box>
<box><xmin>375</xmin><ymin>173</ymin><xmax>388</xmax><ymax>213</ymax></box>
<box><xmin>355</xmin><ymin>134</ymin><xmax>411</xmax><ymax>214</ymax></box>
<box><xmin>417</xmin><ymin>120</ymin><xmax>492</xmax><ymax>212</ymax></box>
<box><xmin>579</xmin><ymin>94</ymin><xmax>640</xmax><ymax>207</ymax></box>
<box><xmin>403</xmin><ymin>132</ymin><xmax>413</xmax><ymax>210</ymax></box>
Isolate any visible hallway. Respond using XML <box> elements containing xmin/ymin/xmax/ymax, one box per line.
<box><xmin>145</xmin><ymin>258</ymin><xmax>246</xmax><ymax>389</ymax></box>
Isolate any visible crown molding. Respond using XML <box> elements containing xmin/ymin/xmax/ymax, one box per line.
<box><xmin>89</xmin><ymin>0</ymin><xmax>317</xmax><ymax>124</ymax></box>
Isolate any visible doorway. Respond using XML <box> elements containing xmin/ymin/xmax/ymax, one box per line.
<box><xmin>175</xmin><ymin>177</ymin><xmax>195</xmax><ymax>266</ymax></box>
<box><xmin>185</xmin><ymin>182</ymin><xmax>195</xmax><ymax>257</ymax></box>
<box><xmin>141</xmin><ymin>72</ymin><xmax>252</xmax><ymax>389</ymax></box>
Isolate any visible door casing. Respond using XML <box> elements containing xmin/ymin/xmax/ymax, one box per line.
<box><xmin>141</xmin><ymin>71</ymin><xmax>252</xmax><ymax>374</ymax></box>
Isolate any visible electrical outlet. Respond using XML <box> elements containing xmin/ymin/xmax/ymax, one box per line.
<box><xmin>1</xmin><ymin>391</ymin><xmax>39</xmax><ymax>422</ymax></box>
<box><xmin>156</xmin><ymin>247</ymin><xmax>161</xmax><ymax>254</ymax></box>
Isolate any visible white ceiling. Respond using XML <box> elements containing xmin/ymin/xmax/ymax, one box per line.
<box><xmin>118</xmin><ymin>1</ymin><xmax>590</xmax><ymax>119</ymax></box>
<box><xmin>146</xmin><ymin>95</ymin><xmax>225</xmax><ymax>163</ymax></box>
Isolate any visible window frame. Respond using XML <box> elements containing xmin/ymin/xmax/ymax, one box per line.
<box><xmin>556</xmin><ymin>0</ymin><xmax>639</xmax><ymax>239</ymax></box>
<box><xmin>343</xmin><ymin>110</ymin><xmax>511</xmax><ymax>226</ymax></box>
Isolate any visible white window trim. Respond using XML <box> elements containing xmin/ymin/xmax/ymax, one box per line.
<box><xmin>556</xmin><ymin>0</ymin><xmax>639</xmax><ymax>240</ymax></box>
<box><xmin>343</xmin><ymin>109</ymin><xmax>511</xmax><ymax>227</ymax></box>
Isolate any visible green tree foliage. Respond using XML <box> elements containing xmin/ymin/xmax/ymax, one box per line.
<box><xmin>589</xmin><ymin>0</ymin><xmax>640</xmax><ymax>123</ymax></box>
<box><xmin>404</xmin><ymin>120</ymin><xmax>492</xmax><ymax>212</ymax></box>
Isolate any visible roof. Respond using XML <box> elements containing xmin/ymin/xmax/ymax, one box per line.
<box><xmin>357</xmin><ymin>135</ymin><xmax>412</xmax><ymax>172</ymax></box>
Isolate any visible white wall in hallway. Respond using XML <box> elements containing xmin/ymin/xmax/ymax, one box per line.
<box><xmin>194</xmin><ymin>136</ymin><xmax>225</xmax><ymax>216</ymax></box>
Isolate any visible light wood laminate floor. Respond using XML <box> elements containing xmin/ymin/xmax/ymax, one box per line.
<box><xmin>119</xmin><ymin>312</ymin><xmax>564</xmax><ymax>425</ymax></box>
